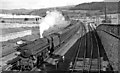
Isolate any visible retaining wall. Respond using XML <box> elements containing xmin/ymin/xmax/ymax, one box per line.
<box><xmin>96</xmin><ymin>24</ymin><xmax>120</xmax><ymax>71</ymax></box>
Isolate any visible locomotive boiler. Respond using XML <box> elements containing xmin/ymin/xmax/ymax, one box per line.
<box><xmin>5</xmin><ymin>20</ymin><xmax>80</xmax><ymax>71</ymax></box>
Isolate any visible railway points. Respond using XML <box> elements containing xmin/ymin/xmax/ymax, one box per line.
<box><xmin>69</xmin><ymin>25</ymin><xmax>113</xmax><ymax>72</ymax></box>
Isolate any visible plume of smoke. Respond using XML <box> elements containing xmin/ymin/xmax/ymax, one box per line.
<box><xmin>39</xmin><ymin>10</ymin><xmax>69</xmax><ymax>38</ymax></box>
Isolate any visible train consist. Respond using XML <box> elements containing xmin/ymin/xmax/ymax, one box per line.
<box><xmin>4</xmin><ymin>20</ymin><xmax>80</xmax><ymax>71</ymax></box>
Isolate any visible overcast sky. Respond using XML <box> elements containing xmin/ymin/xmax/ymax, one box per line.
<box><xmin>105</xmin><ymin>0</ymin><xmax>120</xmax><ymax>2</ymax></box>
<box><xmin>0</xmin><ymin>0</ymin><xmax>105</xmax><ymax>9</ymax></box>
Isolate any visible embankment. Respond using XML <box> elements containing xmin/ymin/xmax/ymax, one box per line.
<box><xmin>0</xmin><ymin>30</ymin><xmax>32</xmax><ymax>42</ymax></box>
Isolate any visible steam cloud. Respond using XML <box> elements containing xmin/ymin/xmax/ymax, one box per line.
<box><xmin>39</xmin><ymin>10</ymin><xmax>69</xmax><ymax>38</ymax></box>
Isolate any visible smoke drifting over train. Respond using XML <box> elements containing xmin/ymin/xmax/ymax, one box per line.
<box><xmin>39</xmin><ymin>10</ymin><xmax>69</xmax><ymax>38</ymax></box>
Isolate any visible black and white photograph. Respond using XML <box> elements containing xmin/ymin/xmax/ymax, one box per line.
<box><xmin>0</xmin><ymin>0</ymin><xmax>120</xmax><ymax>73</ymax></box>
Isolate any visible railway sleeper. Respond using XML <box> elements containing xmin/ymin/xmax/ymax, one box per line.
<box><xmin>71</xmin><ymin>57</ymin><xmax>109</xmax><ymax>71</ymax></box>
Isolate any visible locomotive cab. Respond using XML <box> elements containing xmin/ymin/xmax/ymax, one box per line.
<box><xmin>44</xmin><ymin>36</ymin><xmax>54</xmax><ymax>55</ymax></box>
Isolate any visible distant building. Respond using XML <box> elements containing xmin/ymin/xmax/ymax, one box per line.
<box><xmin>118</xmin><ymin>14</ymin><xmax>120</xmax><ymax>24</ymax></box>
<box><xmin>0</xmin><ymin>14</ymin><xmax>42</xmax><ymax>24</ymax></box>
<box><xmin>99</xmin><ymin>14</ymin><xmax>120</xmax><ymax>24</ymax></box>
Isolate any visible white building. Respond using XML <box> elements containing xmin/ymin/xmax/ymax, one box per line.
<box><xmin>99</xmin><ymin>13</ymin><xmax>120</xmax><ymax>24</ymax></box>
<box><xmin>0</xmin><ymin>14</ymin><xmax>42</xmax><ymax>24</ymax></box>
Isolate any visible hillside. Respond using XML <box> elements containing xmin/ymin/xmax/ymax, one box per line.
<box><xmin>0</xmin><ymin>2</ymin><xmax>119</xmax><ymax>16</ymax></box>
<box><xmin>0</xmin><ymin>5</ymin><xmax>74</xmax><ymax>16</ymax></box>
<box><xmin>70</xmin><ymin>2</ymin><xmax>119</xmax><ymax>13</ymax></box>
<box><xmin>29</xmin><ymin>5</ymin><xmax>74</xmax><ymax>16</ymax></box>
<box><xmin>0</xmin><ymin>9</ymin><xmax>34</xmax><ymax>15</ymax></box>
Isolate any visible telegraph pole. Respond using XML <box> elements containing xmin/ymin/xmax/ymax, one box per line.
<box><xmin>118</xmin><ymin>1</ymin><xmax>120</xmax><ymax>14</ymax></box>
<box><xmin>104</xmin><ymin>2</ymin><xmax>107</xmax><ymax>22</ymax></box>
<box><xmin>118</xmin><ymin>1</ymin><xmax>120</xmax><ymax>24</ymax></box>
<box><xmin>117</xmin><ymin>1</ymin><xmax>120</xmax><ymax>73</ymax></box>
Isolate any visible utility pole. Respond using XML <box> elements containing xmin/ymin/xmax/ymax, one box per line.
<box><xmin>118</xmin><ymin>1</ymin><xmax>120</xmax><ymax>24</ymax></box>
<box><xmin>104</xmin><ymin>2</ymin><xmax>107</xmax><ymax>22</ymax></box>
<box><xmin>118</xmin><ymin>1</ymin><xmax>120</xmax><ymax>14</ymax></box>
<box><xmin>118</xmin><ymin>2</ymin><xmax>120</xmax><ymax>73</ymax></box>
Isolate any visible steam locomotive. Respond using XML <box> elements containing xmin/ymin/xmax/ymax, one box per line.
<box><xmin>5</xmin><ymin>20</ymin><xmax>80</xmax><ymax>71</ymax></box>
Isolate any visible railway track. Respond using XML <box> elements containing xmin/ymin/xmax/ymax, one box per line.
<box><xmin>70</xmin><ymin>25</ymin><xmax>113</xmax><ymax>72</ymax></box>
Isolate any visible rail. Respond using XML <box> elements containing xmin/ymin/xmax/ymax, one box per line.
<box><xmin>92</xmin><ymin>30</ymin><xmax>101</xmax><ymax>73</ymax></box>
<box><xmin>69</xmin><ymin>25</ymin><xmax>113</xmax><ymax>72</ymax></box>
<box><xmin>83</xmin><ymin>26</ymin><xmax>87</xmax><ymax>72</ymax></box>
<box><xmin>87</xmin><ymin>25</ymin><xmax>94</xmax><ymax>72</ymax></box>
